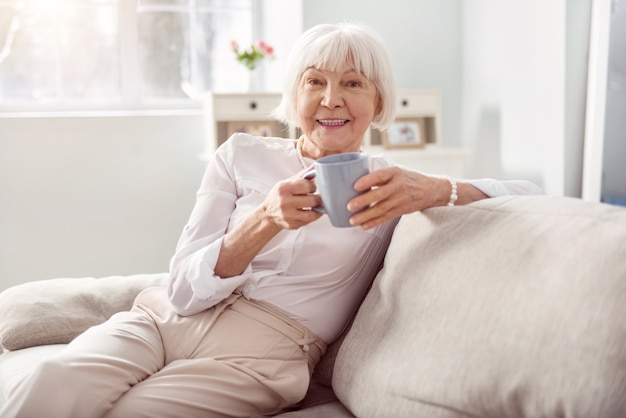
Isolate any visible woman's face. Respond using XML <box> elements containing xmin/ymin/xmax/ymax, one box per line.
<box><xmin>296</xmin><ymin>62</ymin><xmax>379</xmax><ymax>158</ymax></box>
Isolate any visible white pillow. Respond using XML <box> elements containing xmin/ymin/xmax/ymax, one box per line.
<box><xmin>333</xmin><ymin>196</ymin><xmax>626</xmax><ymax>417</ymax></box>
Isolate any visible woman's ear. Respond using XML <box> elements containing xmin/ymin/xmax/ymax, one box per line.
<box><xmin>375</xmin><ymin>99</ymin><xmax>383</xmax><ymax>115</ymax></box>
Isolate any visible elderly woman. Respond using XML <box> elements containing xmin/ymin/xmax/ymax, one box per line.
<box><xmin>2</xmin><ymin>23</ymin><xmax>541</xmax><ymax>418</ymax></box>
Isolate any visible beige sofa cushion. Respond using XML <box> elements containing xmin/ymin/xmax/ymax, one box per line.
<box><xmin>0</xmin><ymin>273</ymin><xmax>168</xmax><ymax>351</ymax></box>
<box><xmin>333</xmin><ymin>196</ymin><xmax>626</xmax><ymax>417</ymax></box>
<box><xmin>0</xmin><ymin>344</ymin><xmax>65</xmax><ymax>408</ymax></box>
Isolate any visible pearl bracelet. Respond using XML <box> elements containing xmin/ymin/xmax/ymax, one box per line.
<box><xmin>444</xmin><ymin>176</ymin><xmax>458</xmax><ymax>206</ymax></box>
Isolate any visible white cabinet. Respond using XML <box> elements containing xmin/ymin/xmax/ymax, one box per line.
<box><xmin>365</xmin><ymin>88</ymin><xmax>442</xmax><ymax>148</ymax></box>
<box><xmin>199</xmin><ymin>92</ymin><xmax>295</xmax><ymax>160</ymax></box>
<box><xmin>199</xmin><ymin>89</ymin><xmax>467</xmax><ymax>177</ymax></box>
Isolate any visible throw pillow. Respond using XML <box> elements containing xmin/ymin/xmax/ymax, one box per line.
<box><xmin>333</xmin><ymin>195</ymin><xmax>626</xmax><ymax>417</ymax></box>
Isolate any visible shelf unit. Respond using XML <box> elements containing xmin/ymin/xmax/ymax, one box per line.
<box><xmin>199</xmin><ymin>92</ymin><xmax>295</xmax><ymax>160</ymax></box>
<box><xmin>199</xmin><ymin>89</ymin><xmax>467</xmax><ymax>177</ymax></box>
<box><xmin>364</xmin><ymin>88</ymin><xmax>442</xmax><ymax>148</ymax></box>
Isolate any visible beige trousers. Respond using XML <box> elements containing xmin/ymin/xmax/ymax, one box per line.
<box><xmin>1</xmin><ymin>287</ymin><xmax>326</xmax><ymax>418</ymax></box>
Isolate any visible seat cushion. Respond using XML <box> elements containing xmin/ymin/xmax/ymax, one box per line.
<box><xmin>0</xmin><ymin>344</ymin><xmax>66</xmax><ymax>409</ymax></box>
<box><xmin>333</xmin><ymin>195</ymin><xmax>626</xmax><ymax>417</ymax></box>
<box><xmin>271</xmin><ymin>401</ymin><xmax>354</xmax><ymax>417</ymax></box>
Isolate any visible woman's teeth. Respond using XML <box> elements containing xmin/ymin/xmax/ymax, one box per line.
<box><xmin>318</xmin><ymin>119</ymin><xmax>347</xmax><ymax>126</ymax></box>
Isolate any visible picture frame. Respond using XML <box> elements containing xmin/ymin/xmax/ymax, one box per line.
<box><xmin>227</xmin><ymin>120</ymin><xmax>277</xmax><ymax>138</ymax></box>
<box><xmin>382</xmin><ymin>117</ymin><xmax>427</xmax><ymax>149</ymax></box>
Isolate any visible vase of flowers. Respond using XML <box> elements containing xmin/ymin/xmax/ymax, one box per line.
<box><xmin>231</xmin><ymin>39</ymin><xmax>275</xmax><ymax>92</ymax></box>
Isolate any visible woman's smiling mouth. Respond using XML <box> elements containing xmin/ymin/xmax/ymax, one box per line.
<box><xmin>317</xmin><ymin>119</ymin><xmax>349</xmax><ymax>126</ymax></box>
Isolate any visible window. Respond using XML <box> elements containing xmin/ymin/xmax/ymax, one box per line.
<box><xmin>0</xmin><ymin>0</ymin><xmax>258</xmax><ymax>109</ymax></box>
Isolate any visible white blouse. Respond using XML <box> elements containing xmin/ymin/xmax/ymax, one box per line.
<box><xmin>167</xmin><ymin>134</ymin><xmax>542</xmax><ymax>343</ymax></box>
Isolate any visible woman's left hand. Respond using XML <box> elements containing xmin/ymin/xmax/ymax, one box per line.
<box><xmin>347</xmin><ymin>167</ymin><xmax>490</xmax><ymax>229</ymax></box>
<box><xmin>346</xmin><ymin>167</ymin><xmax>447</xmax><ymax>230</ymax></box>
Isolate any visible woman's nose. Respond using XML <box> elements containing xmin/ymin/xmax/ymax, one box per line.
<box><xmin>321</xmin><ymin>85</ymin><xmax>344</xmax><ymax>108</ymax></box>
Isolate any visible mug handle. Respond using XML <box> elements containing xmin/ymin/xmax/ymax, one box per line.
<box><xmin>302</xmin><ymin>170</ymin><xmax>326</xmax><ymax>214</ymax></box>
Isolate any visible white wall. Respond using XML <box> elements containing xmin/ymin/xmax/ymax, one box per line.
<box><xmin>0</xmin><ymin>0</ymin><xmax>594</xmax><ymax>290</ymax></box>
<box><xmin>259</xmin><ymin>0</ymin><xmax>303</xmax><ymax>92</ymax></box>
<box><xmin>461</xmin><ymin>0</ymin><xmax>590</xmax><ymax>196</ymax></box>
<box><xmin>0</xmin><ymin>114</ymin><xmax>206</xmax><ymax>291</ymax></box>
<box><xmin>304</xmin><ymin>0</ymin><xmax>591</xmax><ymax>196</ymax></box>
<box><xmin>566</xmin><ymin>0</ymin><xmax>592</xmax><ymax>198</ymax></box>
<box><xmin>462</xmin><ymin>0</ymin><xmax>567</xmax><ymax>192</ymax></box>
<box><xmin>302</xmin><ymin>0</ymin><xmax>463</xmax><ymax>148</ymax></box>
<box><xmin>0</xmin><ymin>0</ymin><xmax>304</xmax><ymax>292</ymax></box>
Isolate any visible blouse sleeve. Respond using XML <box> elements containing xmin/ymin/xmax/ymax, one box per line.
<box><xmin>466</xmin><ymin>178</ymin><xmax>544</xmax><ymax>197</ymax></box>
<box><xmin>167</xmin><ymin>138</ymin><xmax>252</xmax><ymax>316</ymax></box>
<box><xmin>371</xmin><ymin>154</ymin><xmax>544</xmax><ymax>197</ymax></box>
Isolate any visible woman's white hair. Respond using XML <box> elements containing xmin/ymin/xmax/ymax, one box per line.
<box><xmin>272</xmin><ymin>22</ymin><xmax>397</xmax><ymax>132</ymax></box>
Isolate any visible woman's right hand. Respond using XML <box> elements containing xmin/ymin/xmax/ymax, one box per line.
<box><xmin>214</xmin><ymin>172</ymin><xmax>322</xmax><ymax>278</ymax></box>
<box><xmin>262</xmin><ymin>172</ymin><xmax>323</xmax><ymax>230</ymax></box>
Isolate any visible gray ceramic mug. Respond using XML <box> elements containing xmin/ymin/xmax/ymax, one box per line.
<box><xmin>303</xmin><ymin>152</ymin><xmax>370</xmax><ymax>228</ymax></box>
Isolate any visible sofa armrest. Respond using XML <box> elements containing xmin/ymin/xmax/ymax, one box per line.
<box><xmin>0</xmin><ymin>273</ymin><xmax>168</xmax><ymax>352</ymax></box>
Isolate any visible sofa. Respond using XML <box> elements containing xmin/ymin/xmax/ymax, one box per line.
<box><xmin>1</xmin><ymin>195</ymin><xmax>625</xmax><ymax>417</ymax></box>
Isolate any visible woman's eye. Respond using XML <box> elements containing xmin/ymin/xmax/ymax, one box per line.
<box><xmin>347</xmin><ymin>81</ymin><xmax>361</xmax><ymax>88</ymax></box>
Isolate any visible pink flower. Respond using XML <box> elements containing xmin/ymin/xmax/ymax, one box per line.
<box><xmin>232</xmin><ymin>39</ymin><xmax>275</xmax><ymax>70</ymax></box>
<box><xmin>254</xmin><ymin>40</ymin><xmax>274</xmax><ymax>56</ymax></box>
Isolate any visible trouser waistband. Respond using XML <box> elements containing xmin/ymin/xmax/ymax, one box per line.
<box><xmin>222</xmin><ymin>292</ymin><xmax>327</xmax><ymax>370</ymax></box>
